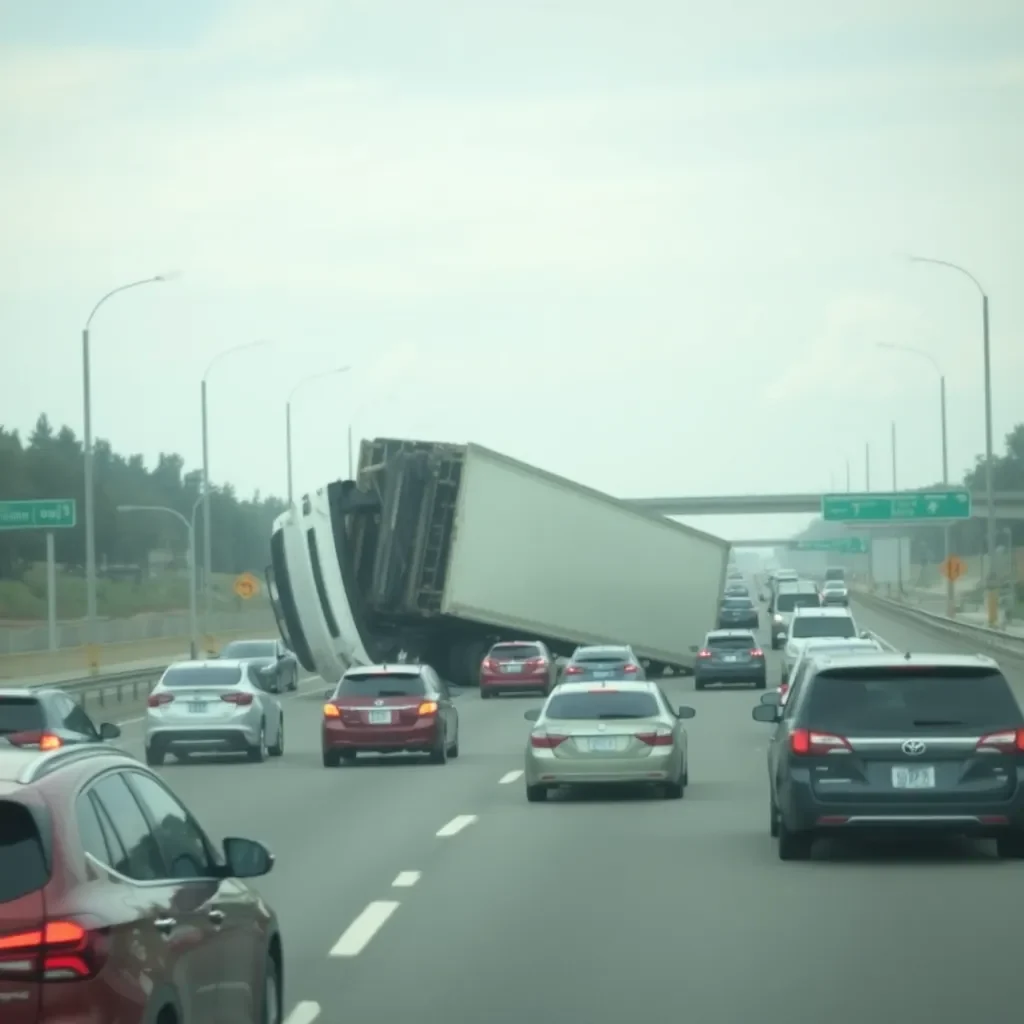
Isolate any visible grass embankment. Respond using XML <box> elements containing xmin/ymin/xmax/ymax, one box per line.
<box><xmin>0</xmin><ymin>566</ymin><xmax>267</xmax><ymax>621</ymax></box>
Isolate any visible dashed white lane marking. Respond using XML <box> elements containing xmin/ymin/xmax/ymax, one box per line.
<box><xmin>284</xmin><ymin>1001</ymin><xmax>321</xmax><ymax>1024</ymax></box>
<box><xmin>329</xmin><ymin>901</ymin><xmax>400</xmax><ymax>957</ymax></box>
<box><xmin>392</xmin><ymin>871</ymin><xmax>421</xmax><ymax>888</ymax></box>
<box><xmin>499</xmin><ymin>770</ymin><xmax>524</xmax><ymax>784</ymax></box>
<box><xmin>436</xmin><ymin>814</ymin><xmax>478</xmax><ymax>837</ymax></box>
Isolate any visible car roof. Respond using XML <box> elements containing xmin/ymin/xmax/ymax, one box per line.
<box><xmin>163</xmin><ymin>659</ymin><xmax>249</xmax><ymax>671</ymax></box>
<box><xmin>706</xmin><ymin>628</ymin><xmax>756</xmax><ymax>639</ymax></box>
<box><xmin>806</xmin><ymin>651</ymin><xmax>1000</xmax><ymax>672</ymax></box>
<box><xmin>0</xmin><ymin>688</ymin><xmax>47</xmax><ymax>700</ymax></box>
<box><xmin>548</xmin><ymin>680</ymin><xmax>657</xmax><ymax>697</ymax></box>
<box><xmin>492</xmin><ymin>640</ymin><xmax>543</xmax><ymax>647</ymax></box>
<box><xmin>573</xmin><ymin>645</ymin><xmax>631</xmax><ymax>656</ymax></box>
<box><xmin>798</xmin><ymin>637</ymin><xmax>878</xmax><ymax>650</ymax></box>
<box><xmin>0</xmin><ymin>741</ymin><xmax>140</xmax><ymax>787</ymax></box>
<box><xmin>222</xmin><ymin>638</ymin><xmax>277</xmax><ymax>645</ymax></box>
<box><xmin>343</xmin><ymin>663</ymin><xmax>424</xmax><ymax>676</ymax></box>
<box><xmin>793</xmin><ymin>606</ymin><xmax>852</xmax><ymax>618</ymax></box>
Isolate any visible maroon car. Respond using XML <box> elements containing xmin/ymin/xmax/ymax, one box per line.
<box><xmin>0</xmin><ymin>739</ymin><xmax>282</xmax><ymax>1023</ymax></box>
<box><xmin>479</xmin><ymin>641</ymin><xmax>556</xmax><ymax>698</ymax></box>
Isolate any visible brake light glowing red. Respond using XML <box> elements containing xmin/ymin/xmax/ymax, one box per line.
<box><xmin>525</xmin><ymin>658</ymin><xmax>548</xmax><ymax>673</ymax></box>
<box><xmin>622</xmin><ymin>664</ymin><xmax>638</xmax><ymax>674</ymax></box>
<box><xmin>790</xmin><ymin>728</ymin><xmax>852</xmax><ymax>755</ymax></box>
<box><xmin>147</xmin><ymin>692</ymin><xmax>174</xmax><ymax>707</ymax></box>
<box><xmin>221</xmin><ymin>692</ymin><xmax>254</xmax><ymax>706</ymax></box>
<box><xmin>0</xmin><ymin>918</ymin><xmax>108</xmax><ymax>980</ymax></box>
<box><xmin>481</xmin><ymin>658</ymin><xmax>498</xmax><ymax>673</ymax></box>
<box><xmin>697</xmin><ymin>649</ymin><xmax>712</xmax><ymax>659</ymax></box>
<box><xmin>635</xmin><ymin>730</ymin><xmax>673</xmax><ymax>746</ymax></box>
<box><xmin>530</xmin><ymin>733</ymin><xmax>567</xmax><ymax>749</ymax></box>
<box><xmin>976</xmin><ymin>729</ymin><xmax>1024</xmax><ymax>754</ymax></box>
<box><xmin>5</xmin><ymin>731</ymin><xmax>62</xmax><ymax>751</ymax></box>
<box><xmin>751</xmin><ymin>649</ymin><xmax>764</xmax><ymax>658</ymax></box>
<box><xmin>563</xmin><ymin>665</ymin><xmax>584</xmax><ymax>675</ymax></box>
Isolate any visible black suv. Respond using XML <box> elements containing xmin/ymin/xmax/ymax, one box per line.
<box><xmin>0</xmin><ymin>689</ymin><xmax>121</xmax><ymax>749</ymax></box>
<box><xmin>752</xmin><ymin>652</ymin><xmax>1024</xmax><ymax>860</ymax></box>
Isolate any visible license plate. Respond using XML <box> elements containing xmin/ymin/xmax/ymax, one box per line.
<box><xmin>587</xmin><ymin>737</ymin><xmax>618</xmax><ymax>753</ymax></box>
<box><xmin>592</xmin><ymin>670</ymin><xmax>613</xmax><ymax>678</ymax></box>
<box><xmin>722</xmin><ymin>654</ymin><xmax>737</xmax><ymax>662</ymax></box>
<box><xmin>368</xmin><ymin>710</ymin><xmax>392</xmax><ymax>725</ymax></box>
<box><xmin>188</xmin><ymin>702</ymin><xmax>206</xmax><ymax>713</ymax></box>
<box><xmin>501</xmin><ymin>663</ymin><xmax>522</xmax><ymax>673</ymax></box>
<box><xmin>891</xmin><ymin>766</ymin><xmax>935</xmax><ymax>789</ymax></box>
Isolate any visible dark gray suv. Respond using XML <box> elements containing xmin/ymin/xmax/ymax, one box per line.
<box><xmin>562</xmin><ymin>645</ymin><xmax>645</xmax><ymax>682</ymax></box>
<box><xmin>753</xmin><ymin>652</ymin><xmax>1024</xmax><ymax>860</ymax></box>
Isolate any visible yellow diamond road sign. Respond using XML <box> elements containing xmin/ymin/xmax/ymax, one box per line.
<box><xmin>234</xmin><ymin>572</ymin><xmax>260</xmax><ymax>600</ymax></box>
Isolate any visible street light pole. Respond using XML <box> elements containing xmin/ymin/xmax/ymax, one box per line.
<box><xmin>201</xmin><ymin>341</ymin><xmax>269</xmax><ymax>639</ymax></box>
<box><xmin>117</xmin><ymin>504</ymin><xmax>197</xmax><ymax>658</ymax></box>
<box><xmin>876</xmin><ymin>343</ymin><xmax>953</xmax><ymax>614</ymax></box>
<box><xmin>910</xmin><ymin>255</ymin><xmax>997</xmax><ymax>626</ymax></box>
<box><xmin>82</xmin><ymin>275</ymin><xmax>169</xmax><ymax>671</ymax></box>
<box><xmin>892</xmin><ymin>420</ymin><xmax>903</xmax><ymax>594</ymax></box>
<box><xmin>845</xmin><ymin>459</ymin><xmax>851</xmax><ymax>492</ymax></box>
<box><xmin>286</xmin><ymin>366</ymin><xmax>352</xmax><ymax>505</ymax></box>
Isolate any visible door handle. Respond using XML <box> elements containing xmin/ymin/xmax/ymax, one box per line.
<box><xmin>208</xmin><ymin>909</ymin><xmax>225</xmax><ymax>925</ymax></box>
<box><xmin>154</xmin><ymin>916</ymin><xmax>177</xmax><ymax>935</ymax></box>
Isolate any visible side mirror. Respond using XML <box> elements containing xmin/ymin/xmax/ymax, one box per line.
<box><xmin>223</xmin><ymin>837</ymin><xmax>275</xmax><ymax>878</ymax></box>
<box><xmin>859</xmin><ymin>631</ymin><xmax>871</xmax><ymax>640</ymax></box>
<box><xmin>676</xmin><ymin>705</ymin><xmax>696</xmax><ymax>719</ymax></box>
<box><xmin>752</xmin><ymin>704</ymin><xmax>780</xmax><ymax>723</ymax></box>
<box><xmin>524</xmin><ymin>709</ymin><xmax>540</xmax><ymax>722</ymax></box>
<box><xmin>99</xmin><ymin>722</ymin><xmax>121</xmax><ymax>740</ymax></box>
<box><xmin>759</xmin><ymin>691</ymin><xmax>781</xmax><ymax>706</ymax></box>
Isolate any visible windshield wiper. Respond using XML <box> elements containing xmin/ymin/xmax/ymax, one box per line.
<box><xmin>912</xmin><ymin>719</ymin><xmax>965</xmax><ymax>727</ymax></box>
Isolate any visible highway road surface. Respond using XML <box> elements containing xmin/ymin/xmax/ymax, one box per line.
<box><xmin>107</xmin><ymin>599</ymin><xmax>1024</xmax><ymax>1024</ymax></box>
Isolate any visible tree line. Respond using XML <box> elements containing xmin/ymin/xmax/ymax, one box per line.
<box><xmin>0</xmin><ymin>415</ymin><xmax>285</xmax><ymax>580</ymax></box>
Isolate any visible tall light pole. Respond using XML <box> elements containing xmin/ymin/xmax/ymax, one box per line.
<box><xmin>865</xmin><ymin>442</ymin><xmax>873</xmax><ymax>586</ymax></box>
<box><xmin>82</xmin><ymin>275</ymin><xmax>169</xmax><ymax>671</ymax></box>
<box><xmin>286</xmin><ymin>366</ymin><xmax>351</xmax><ymax>504</ymax></box>
<box><xmin>877</xmin><ymin>342</ymin><xmax>953</xmax><ymax>614</ymax></box>
<box><xmin>910</xmin><ymin>255</ymin><xmax>996</xmax><ymax>625</ymax></box>
<box><xmin>117</xmin><ymin>504</ymin><xmax>198</xmax><ymax>658</ymax></box>
<box><xmin>201</xmin><ymin>340</ymin><xmax>270</xmax><ymax>638</ymax></box>
<box><xmin>892</xmin><ymin>420</ymin><xmax>903</xmax><ymax>594</ymax></box>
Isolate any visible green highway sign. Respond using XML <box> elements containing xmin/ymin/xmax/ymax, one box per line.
<box><xmin>0</xmin><ymin>499</ymin><xmax>77</xmax><ymax>531</ymax></box>
<box><xmin>821</xmin><ymin>489</ymin><xmax>971</xmax><ymax>523</ymax></box>
<box><xmin>789</xmin><ymin>536</ymin><xmax>869</xmax><ymax>554</ymax></box>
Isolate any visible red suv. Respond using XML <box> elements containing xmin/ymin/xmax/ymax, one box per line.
<box><xmin>0</xmin><ymin>739</ymin><xmax>282</xmax><ymax>1023</ymax></box>
<box><xmin>479</xmin><ymin>641</ymin><xmax>556</xmax><ymax>699</ymax></box>
<box><xmin>322</xmin><ymin>663</ymin><xmax>460</xmax><ymax>765</ymax></box>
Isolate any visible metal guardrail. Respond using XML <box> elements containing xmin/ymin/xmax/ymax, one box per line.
<box><xmin>852</xmin><ymin>588</ymin><xmax>1024</xmax><ymax>661</ymax></box>
<box><xmin>29</xmin><ymin>665</ymin><xmax>169</xmax><ymax>718</ymax></box>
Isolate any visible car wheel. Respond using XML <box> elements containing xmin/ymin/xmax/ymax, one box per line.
<box><xmin>996</xmin><ymin>831</ymin><xmax>1024</xmax><ymax>858</ymax></box>
<box><xmin>447</xmin><ymin>728</ymin><xmax>460</xmax><ymax>758</ymax></box>
<box><xmin>770</xmin><ymin>799</ymin><xmax>780</xmax><ymax>838</ymax></box>
<box><xmin>755</xmin><ymin>676</ymin><xmax>767</xmax><ymax>690</ymax></box>
<box><xmin>268</xmin><ymin>717</ymin><xmax>284</xmax><ymax>757</ymax></box>
<box><xmin>247</xmin><ymin>722</ymin><xmax>267</xmax><ymax>763</ymax></box>
<box><xmin>663</xmin><ymin>777</ymin><xmax>684</xmax><ymax>799</ymax></box>
<box><xmin>695</xmin><ymin>680</ymin><xmax>706</xmax><ymax>691</ymax></box>
<box><xmin>429</xmin><ymin>735</ymin><xmax>449</xmax><ymax>765</ymax></box>
<box><xmin>145</xmin><ymin>746</ymin><xmax>165</xmax><ymax>767</ymax></box>
<box><xmin>261</xmin><ymin>949</ymin><xmax>282</xmax><ymax>1024</ymax></box>
<box><xmin>322</xmin><ymin>749</ymin><xmax>341</xmax><ymax>767</ymax></box>
<box><xmin>777</xmin><ymin>819</ymin><xmax>813</xmax><ymax>860</ymax></box>
<box><xmin>526</xmin><ymin>783</ymin><xmax>548</xmax><ymax>802</ymax></box>
<box><xmin>289</xmin><ymin>671</ymin><xmax>298</xmax><ymax>691</ymax></box>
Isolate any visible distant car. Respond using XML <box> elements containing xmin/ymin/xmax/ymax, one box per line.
<box><xmin>718</xmin><ymin>595</ymin><xmax>759</xmax><ymax>629</ymax></box>
<box><xmin>322</xmin><ymin>663</ymin><xmax>460</xmax><ymax>765</ymax></box>
<box><xmin>522</xmin><ymin>680</ymin><xmax>695</xmax><ymax>801</ymax></box>
<box><xmin>724</xmin><ymin>582</ymin><xmax>750</xmax><ymax>597</ymax></box>
<box><xmin>562</xmin><ymin>645</ymin><xmax>645</xmax><ymax>682</ymax></box>
<box><xmin>695</xmin><ymin>630</ymin><xmax>766</xmax><ymax>690</ymax></box>
<box><xmin>769</xmin><ymin>581</ymin><xmax>821</xmax><ymax>649</ymax></box>
<box><xmin>145</xmin><ymin>660</ymin><xmax>285</xmax><ymax>765</ymax></box>
<box><xmin>775</xmin><ymin>636</ymin><xmax>883</xmax><ymax>704</ymax></box>
<box><xmin>824</xmin><ymin>567</ymin><xmax>847</xmax><ymax>584</ymax></box>
<box><xmin>219</xmin><ymin>638</ymin><xmax>298</xmax><ymax>692</ymax></box>
<box><xmin>479</xmin><ymin>640</ymin><xmax>556</xmax><ymax>698</ymax></box>
<box><xmin>821</xmin><ymin>580</ymin><xmax>849</xmax><ymax>607</ymax></box>
<box><xmin>0</xmin><ymin>688</ymin><xmax>121</xmax><ymax>750</ymax></box>
<box><xmin>752</xmin><ymin>651</ymin><xmax>1024</xmax><ymax>860</ymax></box>
<box><xmin>781</xmin><ymin>606</ymin><xmax>860</xmax><ymax>684</ymax></box>
<box><xmin>0</xmin><ymin>739</ymin><xmax>280</xmax><ymax>1022</ymax></box>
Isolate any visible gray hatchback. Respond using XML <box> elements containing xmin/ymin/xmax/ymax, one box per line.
<box><xmin>695</xmin><ymin>630</ymin><xmax>766</xmax><ymax>690</ymax></box>
<box><xmin>561</xmin><ymin>645</ymin><xmax>645</xmax><ymax>683</ymax></box>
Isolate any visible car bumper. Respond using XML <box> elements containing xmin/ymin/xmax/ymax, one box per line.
<box><xmin>695</xmin><ymin>665</ymin><xmax>766</xmax><ymax>684</ymax></box>
<box><xmin>146</xmin><ymin>725</ymin><xmax>260</xmax><ymax>750</ymax></box>
<box><xmin>323</xmin><ymin>717</ymin><xmax>440</xmax><ymax>752</ymax></box>
<box><xmin>480</xmin><ymin>674</ymin><xmax>549</xmax><ymax>692</ymax></box>
<box><xmin>717</xmin><ymin>616</ymin><xmax>759</xmax><ymax>629</ymax></box>
<box><xmin>525</xmin><ymin>748</ymin><xmax>682</xmax><ymax>786</ymax></box>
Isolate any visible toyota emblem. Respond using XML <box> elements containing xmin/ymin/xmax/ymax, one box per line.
<box><xmin>374</xmin><ymin>699</ymin><xmax>384</xmax><ymax>707</ymax></box>
<box><xmin>902</xmin><ymin>739</ymin><xmax>926</xmax><ymax>756</ymax></box>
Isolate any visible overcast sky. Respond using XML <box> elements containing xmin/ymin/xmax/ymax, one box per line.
<box><xmin>2</xmin><ymin>0</ymin><xmax>1022</xmax><ymax>544</ymax></box>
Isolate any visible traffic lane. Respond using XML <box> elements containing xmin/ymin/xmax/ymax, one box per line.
<box><xmin>117</xmin><ymin>685</ymin><xmax>558</xmax><ymax>1014</ymax></box>
<box><xmin>305</xmin><ymin>679</ymin><xmax>1023</xmax><ymax>1024</ymax></box>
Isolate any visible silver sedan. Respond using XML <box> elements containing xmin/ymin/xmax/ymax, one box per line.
<box><xmin>144</xmin><ymin>659</ymin><xmax>284</xmax><ymax>765</ymax></box>
<box><xmin>522</xmin><ymin>680</ymin><xmax>695</xmax><ymax>802</ymax></box>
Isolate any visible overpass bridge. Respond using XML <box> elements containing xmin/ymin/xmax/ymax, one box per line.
<box><xmin>625</xmin><ymin>490</ymin><xmax>1024</xmax><ymax>519</ymax></box>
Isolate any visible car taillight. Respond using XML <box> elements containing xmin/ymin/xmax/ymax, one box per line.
<box><xmin>530</xmin><ymin>732</ymin><xmax>567</xmax><ymax>749</ymax></box>
<box><xmin>5</xmin><ymin>731</ymin><xmax>62</xmax><ymax>751</ymax></box>
<box><xmin>976</xmin><ymin>729</ymin><xmax>1024</xmax><ymax>754</ymax></box>
<box><xmin>147</xmin><ymin>692</ymin><xmax>174</xmax><ymax>707</ymax></box>
<box><xmin>779</xmin><ymin>682</ymin><xmax>789</xmax><ymax>696</ymax></box>
<box><xmin>751</xmin><ymin>648</ymin><xmax>764</xmax><ymax>658</ymax></box>
<box><xmin>323</xmin><ymin>703</ymin><xmax>341</xmax><ymax>718</ymax></box>
<box><xmin>790</xmin><ymin>728</ymin><xmax>852</xmax><ymax>755</ymax></box>
<box><xmin>697</xmin><ymin>649</ymin><xmax>712</xmax><ymax>659</ymax></box>
<box><xmin>563</xmin><ymin>665</ymin><xmax>584</xmax><ymax>675</ymax></box>
<box><xmin>0</xmin><ymin>918</ymin><xmax>109</xmax><ymax>981</ymax></box>
<box><xmin>418</xmin><ymin>701</ymin><xmax>438</xmax><ymax>716</ymax></box>
<box><xmin>622</xmin><ymin>664</ymin><xmax>638</xmax><ymax>674</ymax></box>
<box><xmin>635</xmin><ymin>729</ymin><xmax>673</xmax><ymax>746</ymax></box>
<box><xmin>526</xmin><ymin>658</ymin><xmax>548</xmax><ymax>673</ymax></box>
<box><xmin>481</xmin><ymin>658</ymin><xmax>498</xmax><ymax>673</ymax></box>
<box><xmin>220</xmin><ymin>692</ymin><xmax>254</xmax><ymax>706</ymax></box>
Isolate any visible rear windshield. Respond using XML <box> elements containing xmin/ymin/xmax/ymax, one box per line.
<box><xmin>545</xmin><ymin>691</ymin><xmax>659</xmax><ymax>720</ymax></box>
<box><xmin>0</xmin><ymin>800</ymin><xmax>49</xmax><ymax>904</ymax></box>
<box><xmin>722</xmin><ymin>597</ymin><xmax>753</xmax><ymax>609</ymax></box>
<box><xmin>825</xmin><ymin>569</ymin><xmax>846</xmax><ymax>581</ymax></box>
<box><xmin>221</xmin><ymin>641</ymin><xmax>277</xmax><ymax>659</ymax></box>
<box><xmin>161</xmin><ymin>665</ymin><xmax>244</xmax><ymax>687</ymax></box>
<box><xmin>490</xmin><ymin>644</ymin><xmax>542</xmax><ymax>660</ymax></box>
<box><xmin>337</xmin><ymin>672</ymin><xmax>426</xmax><ymax>698</ymax></box>
<box><xmin>707</xmin><ymin>634</ymin><xmax>756</xmax><ymax>649</ymax></box>
<box><xmin>574</xmin><ymin>649</ymin><xmax>629</xmax><ymax>664</ymax></box>
<box><xmin>0</xmin><ymin>697</ymin><xmax>44</xmax><ymax>735</ymax></box>
<box><xmin>777</xmin><ymin>594</ymin><xmax>819</xmax><ymax>612</ymax></box>
<box><xmin>804</xmin><ymin>668</ymin><xmax>1023</xmax><ymax>731</ymax></box>
<box><xmin>792</xmin><ymin>616</ymin><xmax>856</xmax><ymax>639</ymax></box>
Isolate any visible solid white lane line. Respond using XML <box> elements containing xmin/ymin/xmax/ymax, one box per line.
<box><xmin>499</xmin><ymin>770</ymin><xmax>523</xmax><ymax>784</ymax></box>
<box><xmin>284</xmin><ymin>1001</ymin><xmax>321</xmax><ymax>1024</ymax></box>
<box><xmin>329</xmin><ymin>901</ymin><xmax>400</xmax><ymax>957</ymax></box>
<box><xmin>392</xmin><ymin>871</ymin><xmax>421</xmax><ymax>888</ymax></box>
<box><xmin>436</xmin><ymin>814</ymin><xmax>478</xmax><ymax>837</ymax></box>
